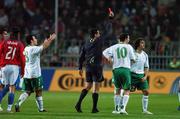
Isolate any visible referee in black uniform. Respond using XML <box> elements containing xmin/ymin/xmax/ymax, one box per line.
<box><xmin>75</xmin><ymin>9</ymin><xmax>114</xmax><ymax>113</ymax></box>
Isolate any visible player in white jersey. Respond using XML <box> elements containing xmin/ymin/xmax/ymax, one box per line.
<box><xmin>130</xmin><ymin>38</ymin><xmax>153</xmax><ymax>114</ymax></box>
<box><xmin>15</xmin><ymin>33</ymin><xmax>56</xmax><ymax>112</ymax></box>
<box><xmin>103</xmin><ymin>33</ymin><xmax>136</xmax><ymax>115</ymax></box>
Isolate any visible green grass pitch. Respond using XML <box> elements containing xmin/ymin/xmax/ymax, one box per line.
<box><xmin>0</xmin><ymin>91</ymin><xmax>180</xmax><ymax>119</ymax></box>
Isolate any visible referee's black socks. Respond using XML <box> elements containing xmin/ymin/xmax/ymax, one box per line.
<box><xmin>77</xmin><ymin>89</ymin><xmax>88</xmax><ymax>105</ymax></box>
<box><xmin>92</xmin><ymin>93</ymin><xmax>99</xmax><ymax>111</ymax></box>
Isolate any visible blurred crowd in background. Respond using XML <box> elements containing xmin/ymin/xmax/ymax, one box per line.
<box><xmin>0</xmin><ymin>0</ymin><xmax>180</xmax><ymax>70</ymax></box>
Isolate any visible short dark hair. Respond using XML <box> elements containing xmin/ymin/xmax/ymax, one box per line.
<box><xmin>11</xmin><ymin>27</ymin><xmax>20</xmax><ymax>33</ymax></box>
<box><xmin>0</xmin><ymin>27</ymin><xmax>8</xmax><ymax>34</ymax></box>
<box><xmin>26</xmin><ymin>35</ymin><xmax>33</xmax><ymax>45</ymax></box>
<box><xmin>119</xmin><ymin>33</ymin><xmax>129</xmax><ymax>42</ymax></box>
<box><xmin>90</xmin><ymin>28</ymin><xmax>98</xmax><ymax>38</ymax></box>
<box><xmin>10</xmin><ymin>26</ymin><xmax>20</xmax><ymax>39</ymax></box>
<box><xmin>134</xmin><ymin>37</ymin><xmax>144</xmax><ymax>50</ymax></box>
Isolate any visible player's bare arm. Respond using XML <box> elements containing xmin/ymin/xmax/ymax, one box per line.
<box><xmin>42</xmin><ymin>33</ymin><xmax>56</xmax><ymax>49</ymax></box>
<box><xmin>141</xmin><ymin>68</ymin><xmax>149</xmax><ymax>82</ymax></box>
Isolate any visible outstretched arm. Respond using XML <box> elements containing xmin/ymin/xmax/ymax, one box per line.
<box><xmin>31</xmin><ymin>33</ymin><xmax>57</xmax><ymax>56</ymax></box>
<box><xmin>42</xmin><ymin>33</ymin><xmax>56</xmax><ymax>49</ymax></box>
<box><xmin>100</xmin><ymin>8</ymin><xmax>114</xmax><ymax>40</ymax></box>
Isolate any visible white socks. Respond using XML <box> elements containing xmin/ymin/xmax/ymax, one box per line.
<box><xmin>119</xmin><ymin>89</ymin><xmax>124</xmax><ymax>107</ymax></box>
<box><xmin>142</xmin><ymin>95</ymin><xmax>149</xmax><ymax>111</ymax></box>
<box><xmin>36</xmin><ymin>96</ymin><xmax>44</xmax><ymax>111</ymax></box>
<box><xmin>7</xmin><ymin>105</ymin><xmax>12</xmax><ymax>111</ymax></box>
<box><xmin>114</xmin><ymin>89</ymin><xmax>124</xmax><ymax>111</ymax></box>
<box><xmin>18</xmin><ymin>92</ymin><xmax>29</xmax><ymax>106</ymax></box>
<box><xmin>114</xmin><ymin>95</ymin><xmax>120</xmax><ymax>110</ymax></box>
<box><xmin>18</xmin><ymin>93</ymin><xmax>44</xmax><ymax>111</ymax></box>
<box><xmin>122</xmin><ymin>95</ymin><xmax>129</xmax><ymax>111</ymax></box>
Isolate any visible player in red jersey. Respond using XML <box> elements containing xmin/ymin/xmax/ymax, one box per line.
<box><xmin>0</xmin><ymin>28</ymin><xmax>10</xmax><ymax>111</ymax></box>
<box><xmin>0</xmin><ymin>27</ymin><xmax>25</xmax><ymax>112</ymax></box>
<box><xmin>0</xmin><ymin>27</ymin><xmax>9</xmax><ymax>67</ymax></box>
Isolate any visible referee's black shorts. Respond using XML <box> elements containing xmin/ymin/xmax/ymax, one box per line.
<box><xmin>85</xmin><ymin>65</ymin><xmax>104</xmax><ymax>83</ymax></box>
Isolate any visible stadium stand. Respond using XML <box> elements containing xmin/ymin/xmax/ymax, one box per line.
<box><xmin>0</xmin><ymin>0</ymin><xmax>179</xmax><ymax>70</ymax></box>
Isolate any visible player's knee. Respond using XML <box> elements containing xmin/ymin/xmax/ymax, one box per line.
<box><xmin>0</xmin><ymin>84</ymin><xmax>4</xmax><ymax>90</ymax></box>
<box><xmin>85</xmin><ymin>87</ymin><xmax>91</xmax><ymax>91</ymax></box>
<box><xmin>124</xmin><ymin>90</ymin><xmax>130</xmax><ymax>95</ymax></box>
<box><xmin>93</xmin><ymin>90</ymin><xmax>99</xmax><ymax>93</ymax></box>
<box><xmin>114</xmin><ymin>88</ymin><xmax>120</xmax><ymax>95</ymax></box>
<box><xmin>35</xmin><ymin>89</ymin><xmax>42</xmax><ymax>96</ymax></box>
<box><xmin>143</xmin><ymin>90</ymin><xmax>149</xmax><ymax>96</ymax></box>
<box><xmin>26</xmin><ymin>91</ymin><xmax>32</xmax><ymax>96</ymax></box>
<box><xmin>36</xmin><ymin>92</ymin><xmax>42</xmax><ymax>97</ymax></box>
<box><xmin>9</xmin><ymin>85</ymin><xmax>16</xmax><ymax>93</ymax></box>
<box><xmin>85</xmin><ymin>84</ymin><xmax>93</xmax><ymax>90</ymax></box>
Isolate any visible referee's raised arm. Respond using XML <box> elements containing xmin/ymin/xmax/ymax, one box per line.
<box><xmin>100</xmin><ymin>8</ymin><xmax>114</xmax><ymax>41</ymax></box>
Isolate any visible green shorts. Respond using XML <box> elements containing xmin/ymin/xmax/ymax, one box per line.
<box><xmin>112</xmin><ymin>75</ymin><xmax>122</xmax><ymax>94</ymax></box>
<box><xmin>22</xmin><ymin>76</ymin><xmax>43</xmax><ymax>92</ymax></box>
<box><xmin>131</xmin><ymin>72</ymin><xmax>149</xmax><ymax>90</ymax></box>
<box><xmin>113</xmin><ymin>67</ymin><xmax>131</xmax><ymax>90</ymax></box>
